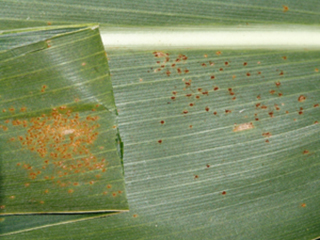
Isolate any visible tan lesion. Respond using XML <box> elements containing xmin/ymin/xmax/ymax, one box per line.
<box><xmin>233</xmin><ymin>122</ymin><xmax>254</xmax><ymax>132</ymax></box>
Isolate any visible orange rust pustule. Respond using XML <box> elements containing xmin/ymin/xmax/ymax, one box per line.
<box><xmin>283</xmin><ymin>5</ymin><xmax>289</xmax><ymax>12</ymax></box>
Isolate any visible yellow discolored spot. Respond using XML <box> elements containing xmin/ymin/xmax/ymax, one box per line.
<box><xmin>9</xmin><ymin>196</ymin><xmax>15</xmax><ymax>199</ymax></box>
<box><xmin>0</xmin><ymin>218</ymin><xmax>4</xmax><ymax>222</ymax></box>
<box><xmin>103</xmin><ymin>191</ymin><xmax>108</xmax><ymax>195</ymax></box>
<box><xmin>39</xmin><ymin>201</ymin><xmax>44</xmax><ymax>204</ymax></box>
<box><xmin>24</xmin><ymin>183</ymin><xmax>30</xmax><ymax>187</ymax></box>
<box><xmin>81</xmin><ymin>62</ymin><xmax>86</xmax><ymax>66</ymax></box>
<box><xmin>204</xmin><ymin>54</ymin><xmax>208</xmax><ymax>58</ymax></box>
<box><xmin>233</xmin><ymin>122</ymin><xmax>254</xmax><ymax>132</ymax></box>
<box><xmin>44</xmin><ymin>189</ymin><xmax>49</xmax><ymax>194</ymax></box>
<box><xmin>315</xmin><ymin>68</ymin><xmax>319</xmax><ymax>72</ymax></box>
<box><xmin>0</xmin><ymin>205</ymin><xmax>5</xmax><ymax>209</ymax></box>
<box><xmin>282</xmin><ymin>5</ymin><xmax>289</xmax><ymax>12</ymax></box>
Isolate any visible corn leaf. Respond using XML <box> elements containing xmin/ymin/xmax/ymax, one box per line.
<box><xmin>0</xmin><ymin>0</ymin><xmax>320</xmax><ymax>239</ymax></box>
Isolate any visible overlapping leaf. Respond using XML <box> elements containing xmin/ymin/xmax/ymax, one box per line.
<box><xmin>0</xmin><ymin>26</ymin><xmax>128</xmax><ymax>215</ymax></box>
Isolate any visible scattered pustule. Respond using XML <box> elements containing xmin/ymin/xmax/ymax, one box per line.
<box><xmin>262</xmin><ymin>132</ymin><xmax>272</xmax><ymax>138</ymax></box>
<box><xmin>282</xmin><ymin>5</ymin><xmax>289</xmax><ymax>12</ymax></box>
<box><xmin>298</xmin><ymin>95</ymin><xmax>306</xmax><ymax>102</ymax></box>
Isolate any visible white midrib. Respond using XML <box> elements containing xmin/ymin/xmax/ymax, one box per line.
<box><xmin>100</xmin><ymin>27</ymin><xmax>320</xmax><ymax>49</ymax></box>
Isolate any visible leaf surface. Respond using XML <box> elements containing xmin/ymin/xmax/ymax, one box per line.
<box><xmin>2</xmin><ymin>48</ymin><xmax>320</xmax><ymax>239</ymax></box>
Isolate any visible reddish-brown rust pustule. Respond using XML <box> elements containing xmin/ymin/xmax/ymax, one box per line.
<box><xmin>262</xmin><ymin>132</ymin><xmax>272</xmax><ymax>137</ymax></box>
<box><xmin>298</xmin><ymin>95</ymin><xmax>306</xmax><ymax>102</ymax></box>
